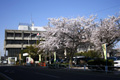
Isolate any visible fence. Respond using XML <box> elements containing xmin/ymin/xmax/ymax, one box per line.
<box><xmin>87</xmin><ymin>65</ymin><xmax>120</xmax><ymax>72</ymax></box>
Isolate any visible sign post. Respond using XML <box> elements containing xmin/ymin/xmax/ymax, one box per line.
<box><xmin>54</xmin><ymin>52</ymin><xmax>56</xmax><ymax>62</ymax></box>
<box><xmin>102</xmin><ymin>43</ymin><xmax>107</xmax><ymax>74</ymax></box>
<box><xmin>39</xmin><ymin>54</ymin><xmax>41</xmax><ymax>63</ymax></box>
<box><xmin>102</xmin><ymin>44</ymin><xmax>107</xmax><ymax>60</ymax></box>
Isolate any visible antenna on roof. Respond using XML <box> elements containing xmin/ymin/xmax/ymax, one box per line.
<box><xmin>30</xmin><ymin>14</ymin><xmax>33</xmax><ymax>23</ymax></box>
<box><xmin>30</xmin><ymin>14</ymin><xmax>34</xmax><ymax>26</ymax></box>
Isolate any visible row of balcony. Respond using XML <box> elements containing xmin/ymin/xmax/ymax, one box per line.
<box><xmin>6</xmin><ymin>32</ymin><xmax>39</xmax><ymax>37</ymax></box>
<box><xmin>5</xmin><ymin>44</ymin><xmax>35</xmax><ymax>48</ymax></box>
<box><xmin>6</xmin><ymin>37</ymin><xmax>40</xmax><ymax>40</ymax></box>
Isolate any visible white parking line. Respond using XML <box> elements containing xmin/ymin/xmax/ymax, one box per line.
<box><xmin>35</xmin><ymin>72</ymin><xmax>60</xmax><ymax>78</ymax></box>
<box><xmin>0</xmin><ymin>72</ymin><xmax>13</xmax><ymax>80</ymax></box>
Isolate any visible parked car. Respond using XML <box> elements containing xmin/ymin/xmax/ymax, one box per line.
<box><xmin>114</xmin><ymin>60</ymin><xmax>120</xmax><ymax>67</ymax></box>
<box><xmin>2</xmin><ymin>60</ymin><xmax>7</xmax><ymax>64</ymax></box>
<box><xmin>72</xmin><ymin>56</ymin><xmax>92</xmax><ymax>66</ymax></box>
<box><xmin>108</xmin><ymin>56</ymin><xmax>120</xmax><ymax>61</ymax></box>
<box><xmin>108</xmin><ymin>56</ymin><xmax>120</xmax><ymax>67</ymax></box>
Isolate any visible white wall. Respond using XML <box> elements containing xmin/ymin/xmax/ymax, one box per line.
<box><xmin>31</xmin><ymin>26</ymin><xmax>46</xmax><ymax>31</ymax></box>
<box><xmin>18</xmin><ymin>24</ymin><xmax>46</xmax><ymax>31</ymax></box>
<box><xmin>18</xmin><ymin>25</ymin><xmax>29</xmax><ymax>30</ymax></box>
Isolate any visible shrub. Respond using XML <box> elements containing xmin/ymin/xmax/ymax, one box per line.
<box><xmin>48</xmin><ymin>63</ymin><xmax>69</xmax><ymax>69</ymax></box>
<box><xmin>74</xmin><ymin>50</ymin><xmax>102</xmax><ymax>58</ymax></box>
<box><xmin>87</xmin><ymin>58</ymin><xmax>113</xmax><ymax>66</ymax></box>
<box><xmin>87</xmin><ymin>58</ymin><xmax>114</xmax><ymax>70</ymax></box>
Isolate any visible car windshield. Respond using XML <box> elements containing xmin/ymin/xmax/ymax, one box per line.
<box><xmin>108</xmin><ymin>57</ymin><xmax>117</xmax><ymax>61</ymax></box>
<box><xmin>108</xmin><ymin>57</ymin><xmax>120</xmax><ymax>61</ymax></box>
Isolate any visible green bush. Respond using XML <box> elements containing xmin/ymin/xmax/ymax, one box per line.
<box><xmin>48</xmin><ymin>63</ymin><xmax>69</xmax><ymax>69</ymax></box>
<box><xmin>87</xmin><ymin>58</ymin><xmax>113</xmax><ymax>66</ymax></box>
<box><xmin>87</xmin><ymin>58</ymin><xmax>114</xmax><ymax>70</ymax></box>
<box><xmin>74</xmin><ymin>50</ymin><xmax>102</xmax><ymax>58</ymax></box>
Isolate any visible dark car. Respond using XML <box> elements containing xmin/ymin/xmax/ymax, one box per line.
<box><xmin>108</xmin><ymin>56</ymin><xmax>120</xmax><ymax>61</ymax></box>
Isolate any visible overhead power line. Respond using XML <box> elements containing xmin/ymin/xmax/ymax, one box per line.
<box><xmin>87</xmin><ymin>4</ymin><xmax>120</xmax><ymax>15</ymax></box>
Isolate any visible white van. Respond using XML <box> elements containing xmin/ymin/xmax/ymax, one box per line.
<box><xmin>114</xmin><ymin>60</ymin><xmax>120</xmax><ymax>67</ymax></box>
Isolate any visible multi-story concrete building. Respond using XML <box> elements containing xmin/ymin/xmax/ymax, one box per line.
<box><xmin>4</xmin><ymin>22</ymin><xmax>96</xmax><ymax>64</ymax></box>
<box><xmin>4</xmin><ymin>23</ymin><xmax>45</xmax><ymax>63</ymax></box>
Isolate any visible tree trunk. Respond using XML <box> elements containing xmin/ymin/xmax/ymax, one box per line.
<box><xmin>69</xmin><ymin>49</ymin><xmax>74</xmax><ymax>68</ymax></box>
<box><xmin>49</xmin><ymin>53</ymin><xmax>51</xmax><ymax>64</ymax></box>
<box><xmin>45</xmin><ymin>55</ymin><xmax>47</xmax><ymax>64</ymax></box>
<box><xmin>69</xmin><ymin>55</ymin><xmax>73</xmax><ymax>68</ymax></box>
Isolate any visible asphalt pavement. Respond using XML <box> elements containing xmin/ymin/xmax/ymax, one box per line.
<box><xmin>0</xmin><ymin>66</ymin><xmax>120</xmax><ymax>80</ymax></box>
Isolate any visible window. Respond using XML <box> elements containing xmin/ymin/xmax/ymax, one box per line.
<box><xmin>6</xmin><ymin>40</ymin><xmax>22</xmax><ymax>44</ymax></box>
<box><xmin>15</xmin><ymin>33</ymin><xmax>21</xmax><ymax>37</ymax></box>
<box><xmin>8</xmin><ymin>48</ymin><xmax>21</xmax><ymax>57</ymax></box>
<box><xmin>7</xmin><ymin>33</ymin><xmax>14</xmax><ymax>37</ymax></box>
<box><xmin>24</xmin><ymin>33</ymin><xmax>30</xmax><ymax>37</ymax></box>
<box><xmin>29</xmin><ymin>40</ymin><xmax>36</xmax><ymax>44</ymax></box>
<box><xmin>31</xmin><ymin>34</ymin><xmax>36</xmax><ymax>37</ymax></box>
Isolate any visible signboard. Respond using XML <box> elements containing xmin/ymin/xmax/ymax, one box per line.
<box><xmin>54</xmin><ymin>52</ymin><xmax>56</xmax><ymax>62</ymax></box>
<box><xmin>39</xmin><ymin>54</ymin><xmax>41</xmax><ymax>63</ymax></box>
<box><xmin>26</xmin><ymin>57</ymin><xmax>34</xmax><ymax>63</ymax></box>
<box><xmin>23</xmin><ymin>53</ymin><xmax>29</xmax><ymax>56</ymax></box>
<box><xmin>35</xmin><ymin>61</ymin><xmax>39</xmax><ymax>63</ymax></box>
<box><xmin>102</xmin><ymin>44</ymin><xmax>107</xmax><ymax>60</ymax></box>
<box><xmin>8</xmin><ymin>57</ymin><xmax>17</xmax><ymax>64</ymax></box>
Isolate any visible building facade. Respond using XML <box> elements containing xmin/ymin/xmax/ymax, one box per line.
<box><xmin>4</xmin><ymin>23</ymin><xmax>96</xmax><ymax>64</ymax></box>
<box><xmin>4</xmin><ymin>23</ymin><xmax>45</xmax><ymax>62</ymax></box>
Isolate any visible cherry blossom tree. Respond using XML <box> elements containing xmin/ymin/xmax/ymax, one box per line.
<box><xmin>39</xmin><ymin>16</ymin><xmax>96</xmax><ymax>66</ymax></box>
<box><xmin>90</xmin><ymin>15</ymin><xmax>120</xmax><ymax>57</ymax></box>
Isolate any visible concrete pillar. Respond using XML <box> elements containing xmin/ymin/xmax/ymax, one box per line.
<box><xmin>14</xmin><ymin>31</ymin><xmax>15</xmax><ymax>40</ymax></box>
<box><xmin>4</xmin><ymin>40</ymin><xmax>6</xmax><ymax>57</ymax></box>
<box><xmin>22</xmin><ymin>31</ymin><xmax>24</xmax><ymax>40</ymax></box>
<box><xmin>21</xmin><ymin>31</ymin><xmax>24</xmax><ymax>50</ymax></box>
<box><xmin>4</xmin><ymin>49</ymin><xmax>6</xmax><ymax>58</ymax></box>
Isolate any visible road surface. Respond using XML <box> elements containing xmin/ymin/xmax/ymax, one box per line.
<box><xmin>0</xmin><ymin>66</ymin><xmax>120</xmax><ymax>80</ymax></box>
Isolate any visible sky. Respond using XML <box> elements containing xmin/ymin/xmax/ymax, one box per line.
<box><xmin>0</xmin><ymin>0</ymin><xmax>120</xmax><ymax>56</ymax></box>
